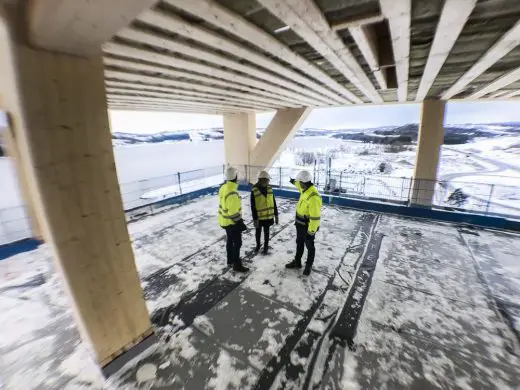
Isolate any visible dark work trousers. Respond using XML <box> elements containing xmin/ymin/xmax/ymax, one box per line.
<box><xmin>225</xmin><ymin>225</ymin><xmax>242</xmax><ymax>265</ymax></box>
<box><xmin>295</xmin><ymin>224</ymin><xmax>316</xmax><ymax>266</ymax></box>
<box><xmin>255</xmin><ymin>225</ymin><xmax>270</xmax><ymax>248</ymax></box>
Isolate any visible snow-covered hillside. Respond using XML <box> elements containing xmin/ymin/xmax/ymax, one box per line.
<box><xmin>112</xmin><ymin>122</ymin><xmax>520</xmax><ymax>147</ymax></box>
<box><xmin>112</xmin><ymin>128</ymin><xmax>224</xmax><ymax>146</ymax></box>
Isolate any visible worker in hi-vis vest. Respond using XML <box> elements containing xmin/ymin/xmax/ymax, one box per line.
<box><xmin>218</xmin><ymin>167</ymin><xmax>249</xmax><ymax>272</ymax></box>
<box><xmin>250</xmin><ymin>170</ymin><xmax>279</xmax><ymax>254</ymax></box>
<box><xmin>286</xmin><ymin>170</ymin><xmax>322</xmax><ymax>276</ymax></box>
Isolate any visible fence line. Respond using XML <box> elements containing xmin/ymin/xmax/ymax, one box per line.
<box><xmin>1</xmin><ymin>164</ymin><xmax>518</xmax><ymax>245</ymax></box>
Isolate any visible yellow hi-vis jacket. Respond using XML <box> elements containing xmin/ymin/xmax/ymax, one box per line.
<box><xmin>218</xmin><ymin>181</ymin><xmax>242</xmax><ymax>227</ymax></box>
<box><xmin>252</xmin><ymin>185</ymin><xmax>275</xmax><ymax>220</ymax></box>
<box><xmin>294</xmin><ymin>181</ymin><xmax>322</xmax><ymax>234</ymax></box>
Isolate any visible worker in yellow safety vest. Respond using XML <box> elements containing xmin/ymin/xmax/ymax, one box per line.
<box><xmin>219</xmin><ymin>167</ymin><xmax>249</xmax><ymax>272</ymax></box>
<box><xmin>250</xmin><ymin>170</ymin><xmax>279</xmax><ymax>254</ymax></box>
<box><xmin>285</xmin><ymin>170</ymin><xmax>322</xmax><ymax>276</ymax></box>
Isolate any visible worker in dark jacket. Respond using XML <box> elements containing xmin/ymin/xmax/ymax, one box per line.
<box><xmin>250</xmin><ymin>170</ymin><xmax>279</xmax><ymax>254</ymax></box>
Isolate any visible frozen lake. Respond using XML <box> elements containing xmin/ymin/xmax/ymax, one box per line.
<box><xmin>115</xmin><ymin>140</ymin><xmax>225</xmax><ymax>183</ymax></box>
<box><xmin>1</xmin><ymin>135</ymin><xmax>518</xmax><ymax>244</ymax></box>
<box><xmin>1</xmin><ymin>140</ymin><xmax>226</xmax><ymax>209</ymax></box>
<box><xmin>0</xmin><ymin>137</ymin><xmax>340</xmax><ymax>208</ymax></box>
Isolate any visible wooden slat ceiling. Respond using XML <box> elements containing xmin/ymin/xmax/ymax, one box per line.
<box><xmin>105</xmin><ymin>0</ymin><xmax>520</xmax><ymax>113</ymax></box>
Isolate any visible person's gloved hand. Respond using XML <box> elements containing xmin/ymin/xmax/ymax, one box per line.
<box><xmin>237</xmin><ymin>219</ymin><xmax>247</xmax><ymax>232</ymax></box>
<box><xmin>290</xmin><ymin>178</ymin><xmax>295</xmax><ymax>185</ymax></box>
<box><xmin>253</xmin><ymin>219</ymin><xmax>260</xmax><ymax>228</ymax></box>
<box><xmin>275</xmin><ymin>215</ymin><xmax>279</xmax><ymax>225</ymax></box>
<box><xmin>307</xmin><ymin>230</ymin><xmax>316</xmax><ymax>237</ymax></box>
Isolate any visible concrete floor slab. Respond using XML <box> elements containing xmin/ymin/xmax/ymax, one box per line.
<box><xmin>194</xmin><ymin>286</ymin><xmax>301</xmax><ymax>371</ymax></box>
<box><xmin>2</xmin><ymin>195</ymin><xmax>520</xmax><ymax>389</ymax></box>
<box><xmin>113</xmin><ymin>327</ymin><xmax>258</xmax><ymax>389</ymax></box>
<box><xmin>351</xmin><ymin>320</ymin><xmax>520</xmax><ymax>390</ymax></box>
<box><xmin>362</xmin><ymin>280</ymin><xmax>517</xmax><ymax>364</ymax></box>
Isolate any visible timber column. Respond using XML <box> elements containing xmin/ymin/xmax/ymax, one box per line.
<box><xmin>223</xmin><ymin>112</ymin><xmax>257</xmax><ymax>181</ymax></box>
<box><xmin>411</xmin><ymin>99</ymin><xmax>446</xmax><ymax>206</ymax></box>
<box><xmin>1</xmin><ymin>117</ymin><xmax>43</xmax><ymax>239</ymax></box>
<box><xmin>0</xmin><ymin>7</ymin><xmax>152</xmax><ymax>370</ymax></box>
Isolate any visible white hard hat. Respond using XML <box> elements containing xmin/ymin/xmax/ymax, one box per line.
<box><xmin>296</xmin><ymin>170</ymin><xmax>312</xmax><ymax>183</ymax></box>
<box><xmin>257</xmin><ymin>170</ymin><xmax>270</xmax><ymax>180</ymax></box>
<box><xmin>225</xmin><ymin>166</ymin><xmax>238</xmax><ymax>181</ymax></box>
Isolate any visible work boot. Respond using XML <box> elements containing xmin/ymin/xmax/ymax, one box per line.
<box><xmin>262</xmin><ymin>246</ymin><xmax>269</xmax><ymax>255</ymax></box>
<box><xmin>285</xmin><ymin>260</ymin><xmax>302</xmax><ymax>269</ymax></box>
<box><xmin>254</xmin><ymin>244</ymin><xmax>260</xmax><ymax>253</ymax></box>
<box><xmin>233</xmin><ymin>263</ymin><xmax>250</xmax><ymax>273</ymax></box>
<box><xmin>303</xmin><ymin>264</ymin><xmax>312</xmax><ymax>276</ymax></box>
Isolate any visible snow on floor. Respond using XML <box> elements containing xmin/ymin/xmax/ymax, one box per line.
<box><xmin>1</xmin><ymin>195</ymin><xmax>520</xmax><ymax>389</ymax></box>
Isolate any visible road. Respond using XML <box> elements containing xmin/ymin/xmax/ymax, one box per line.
<box><xmin>440</xmin><ymin>148</ymin><xmax>520</xmax><ymax>214</ymax></box>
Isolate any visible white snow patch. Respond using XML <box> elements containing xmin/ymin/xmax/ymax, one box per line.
<box><xmin>193</xmin><ymin>315</ymin><xmax>215</xmax><ymax>336</ymax></box>
<box><xmin>136</xmin><ymin>363</ymin><xmax>157</xmax><ymax>383</ymax></box>
<box><xmin>341</xmin><ymin>352</ymin><xmax>360</xmax><ymax>390</ymax></box>
<box><xmin>290</xmin><ymin>350</ymin><xmax>307</xmax><ymax>367</ymax></box>
<box><xmin>207</xmin><ymin>350</ymin><xmax>248</xmax><ymax>390</ymax></box>
<box><xmin>307</xmin><ymin>319</ymin><xmax>327</xmax><ymax>334</ymax></box>
<box><xmin>158</xmin><ymin>361</ymin><xmax>171</xmax><ymax>370</ymax></box>
<box><xmin>58</xmin><ymin>344</ymin><xmax>102</xmax><ymax>384</ymax></box>
<box><xmin>169</xmin><ymin>328</ymin><xmax>198</xmax><ymax>363</ymax></box>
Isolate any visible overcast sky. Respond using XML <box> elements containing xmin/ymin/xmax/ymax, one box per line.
<box><xmin>109</xmin><ymin>101</ymin><xmax>520</xmax><ymax>134</ymax></box>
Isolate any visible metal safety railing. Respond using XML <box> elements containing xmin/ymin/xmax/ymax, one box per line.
<box><xmin>244</xmin><ymin>165</ymin><xmax>519</xmax><ymax>219</ymax></box>
<box><xmin>119</xmin><ymin>165</ymin><xmax>224</xmax><ymax>210</ymax></box>
<box><xmin>1</xmin><ymin>164</ymin><xmax>518</xmax><ymax>245</ymax></box>
<box><xmin>0</xmin><ymin>205</ymin><xmax>33</xmax><ymax>246</ymax></box>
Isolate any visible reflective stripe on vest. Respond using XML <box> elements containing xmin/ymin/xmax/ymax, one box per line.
<box><xmin>295</xmin><ymin>186</ymin><xmax>321</xmax><ymax>226</ymax></box>
<box><xmin>253</xmin><ymin>185</ymin><xmax>275</xmax><ymax>220</ymax></box>
<box><xmin>218</xmin><ymin>181</ymin><xmax>242</xmax><ymax>227</ymax></box>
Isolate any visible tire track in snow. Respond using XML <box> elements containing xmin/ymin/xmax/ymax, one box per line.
<box><xmin>253</xmin><ymin>212</ymin><xmax>377</xmax><ymax>390</ymax></box>
<box><xmin>459</xmin><ymin>230</ymin><xmax>520</xmax><ymax>355</ymax></box>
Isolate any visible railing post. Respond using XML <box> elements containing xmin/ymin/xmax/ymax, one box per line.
<box><xmin>407</xmin><ymin>178</ymin><xmax>413</xmax><ymax>205</ymax></box>
<box><xmin>177</xmin><ymin>172</ymin><xmax>182</xmax><ymax>195</ymax></box>
<box><xmin>485</xmin><ymin>184</ymin><xmax>495</xmax><ymax>214</ymax></box>
<box><xmin>339</xmin><ymin>171</ymin><xmax>343</xmax><ymax>194</ymax></box>
<box><xmin>279</xmin><ymin>166</ymin><xmax>282</xmax><ymax>188</ymax></box>
<box><xmin>244</xmin><ymin>164</ymin><xmax>248</xmax><ymax>183</ymax></box>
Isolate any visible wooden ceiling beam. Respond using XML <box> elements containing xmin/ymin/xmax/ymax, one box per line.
<box><xmin>165</xmin><ymin>0</ymin><xmax>358</xmax><ymax>103</ymax></box>
<box><xmin>103</xmin><ymin>66</ymin><xmax>300</xmax><ymax>107</ymax></box>
<box><xmin>138</xmin><ymin>9</ymin><xmax>346</xmax><ymax>105</ymax></box>
<box><xmin>380</xmin><ymin>0</ymin><xmax>411</xmax><ymax>102</ymax></box>
<box><xmin>416</xmin><ymin>0</ymin><xmax>476</xmax><ymax>101</ymax></box>
<box><xmin>103</xmin><ymin>41</ymin><xmax>320</xmax><ymax>107</ymax></box>
<box><xmin>105</xmin><ymin>80</ymin><xmax>284</xmax><ymax>109</ymax></box>
<box><xmin>27</xmin><ymin>0</ymin><xmax>158</xmax><ymax>55</ymax></box>
<box><xmin>442</xmin><ymin>20</ymin><xmax>520</xmax><ymax>99</ymax></box>
<box><xmin>117</xmin><ymin>26</ymin><xmax>334</xmax><ymax>106</ymax></box>
<box><xmin>107</xmin><ymin>95</ymin><xmax>258</xmax><ymax>112</ymax></box>
<box><xmin>349</xmin><ymin>25</ymin><xmax>387</xmax><ymax>90</ymax></box>
<box><xmin>331</xmin><ymin>11</ymin><xmax>384</xmax><ymax>31</ymax></box>
<box><xmin>257</xmin><ymin>0</ymin><xmax>382</xmax><ymax>103</ymax></box>
<box><xmin>468</xmin><ymin>66</ymin><xmax>520</xmax><ymax>99</ymax></box>
<box><xmin>108</xmin><ymin>103</ymin><xmax>228</xmax><ymax>114</ymax></box>
<box><xmin>106</xmin><ymin>87</ymin><xmax>276</xmax><ymax>110</ymax></box>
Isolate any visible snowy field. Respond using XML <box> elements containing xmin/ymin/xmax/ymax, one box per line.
<box><xmin>1</xmin><ymin>135</ymin><xmax>519</xmax><ymax>244</ymax></box>
<box><xmin>1</xmin><ymin>194</ymin><xmax>519</xmax><ymax>389</ymax></box>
